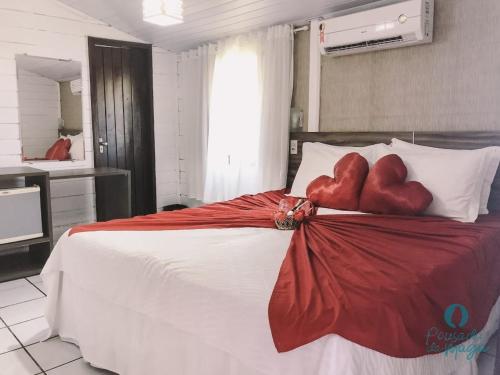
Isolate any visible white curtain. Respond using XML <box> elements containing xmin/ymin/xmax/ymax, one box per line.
<box><xmin>203</xmin><ymin>24</ymin><xmax>294</xmax><ymax>202</ymax></box>
<box><xmin>256</xmin><ymin>25</ymin><xmax>295</xmax><ymax>194</ymax></box>
<box><xmin>178</xmin><ymin>24</ymin><xmax>294</xmax><ymax>203</ymax></box>
<box><xmin>178</xmin><ymin>45</ymin><xmax>216</xmax><ymax>201</ymax></box>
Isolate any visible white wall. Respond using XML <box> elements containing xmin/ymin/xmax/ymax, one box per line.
<box><xmin>0</xmin><ymin>0</ymin><xmax>179</xmax><ymax>241</ymax></box>
<box><xmin>152</xmin><ymin>48</ymin><xmax>180</xmax><ymax>209</ymax></box>
<box><xmin>293</xmin><ymin>0</ymin><xmax>500</xmax><ymax>132</ymax></box>
<box><xmin>17</xmin><ymin>68</ymin><xmax>60</xmax><ymax>158</ymax></box>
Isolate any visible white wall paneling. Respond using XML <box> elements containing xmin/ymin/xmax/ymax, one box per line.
<box><xmin>152</xmin><ymin>47</ymin><xmax>180</xmax><ymax>210</ymax></box>
<box><xmin>0</xmin><ymin>91</ymin><xmax>18</xmax><ymax>107</ymax></box>
<box><xmin>50</xmin><ymin>177</ymin><xmax>96</xmax><ymax>237</ymax></box>
<box><xmin>0</xmin><ymin>107</ymin><xmax>19</xmax><ymax>123</ymax></box>
<box><xmin>307</xmin><ymin>19</ymin><xmax>321</xmax><ymax>132</ymax></box>
<box><xmin>0</xmin><ymin>124</ymin><xmax>20</xmax><ymax>139</ymax></box>
<box><xmin>0</xmin><ymin>0</ymin><xmax>179</xmax><ymax>242</ymax></box>
<box><xmin>0</xmin><ymin>140</ymin><xmax>21</xmax><ymax>155</ymax></box>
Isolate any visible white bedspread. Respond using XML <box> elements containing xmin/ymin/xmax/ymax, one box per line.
<box><xmin>42</xmin><ymin>215</ymin><xmax>499</xmax><ymax>375</ymax></box>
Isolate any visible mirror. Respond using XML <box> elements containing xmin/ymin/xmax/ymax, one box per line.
<box><xmin>16</xmin><ymin>55</ymin><xmax>84</xmax><ymax>162</ymax></box>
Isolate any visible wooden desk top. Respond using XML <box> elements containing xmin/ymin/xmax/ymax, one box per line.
<box><xmin>49</xmin><ymin>167</ymin><xmax>130</xmax><ymax>180</ymax></box>
<box><xmin>0</xmin><ymin>167</ymin><xmax>48</xmax><ymax>179</ymax></box>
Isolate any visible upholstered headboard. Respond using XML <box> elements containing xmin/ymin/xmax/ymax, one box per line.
<box><xmin>287</xmin><ymin>131</ymin><xmax>500</xmax><ymax>213</ymax></box>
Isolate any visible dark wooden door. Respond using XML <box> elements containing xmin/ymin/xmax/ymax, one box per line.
<box><xmin>88</xmin><ymin>37</ymin><xmax>156</xmax><ymax>218</ymax></box>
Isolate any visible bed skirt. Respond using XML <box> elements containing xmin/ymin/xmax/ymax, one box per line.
<box><xmin>43</xmin><ymin>270</ymin><xmax>499</xmax><ymax>375</ymax></box>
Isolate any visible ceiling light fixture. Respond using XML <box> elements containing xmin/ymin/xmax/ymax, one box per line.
<box><xmin>143</xmin><ymin>0</ymin><xmax>183</xmax><ymax>26</ymax></box>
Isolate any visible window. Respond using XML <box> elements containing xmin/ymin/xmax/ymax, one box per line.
<box><xmin>204</xmin><ymin>43</ymin><xmax>262</xmax><ymax>201</ymax></box>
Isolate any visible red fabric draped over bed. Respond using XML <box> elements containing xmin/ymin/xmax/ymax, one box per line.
<box><xmin>69</xmin><ymin>191</ymin><xmax>500</xmax><ymax>358</ymax></box>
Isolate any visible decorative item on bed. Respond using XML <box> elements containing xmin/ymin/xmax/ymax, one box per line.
<box><xmin>306</xmin><ymin>152</ymin><xmax>369</xmax><ymax>211</ymax></box>
<box><xmin>358</xmin><ymin>153</ymin><xmax>434</xmax><ymax>215</ymax></box>
<box><xmin>288</xmin><ymin>131</ymin><xmax>500</xmax><ymax>215</ymax></box>
<box><xmin>41</xmin><ymin>131</ymin><xmax>500</xmax><ymax>375</ymax></box>
<box><xmin>273</xmin><ymin>198</ymin><xmax>315</xmax><ymax>230</ymax></box>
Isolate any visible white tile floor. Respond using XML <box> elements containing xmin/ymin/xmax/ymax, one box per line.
<box><xmin>0</xmin><ymin>275</ymin><xmax>497</xmax><ymax>375</ymax></box>
<box><xmin>0</xmin><ymin>275</ymin><xmax>114</xmax><ymax>375</ymax></box>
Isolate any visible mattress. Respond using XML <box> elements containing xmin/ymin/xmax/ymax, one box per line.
<box><xmin>42</xmin><ymin>210</ymin><xmax>500</xmax><ymax>375</ymax></box>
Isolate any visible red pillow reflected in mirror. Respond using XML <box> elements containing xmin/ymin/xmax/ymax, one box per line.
<box><xmin>45</xmin><ymin>138</ymin><xmax>71</xmax><ymax>161</ymax></box>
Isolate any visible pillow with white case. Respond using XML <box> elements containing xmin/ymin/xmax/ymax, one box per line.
<box><xmin>391</xmin><ymin>138</ymin><xmax>500</xmax><ymax>215</ymax></box>
<box><xmin>66</xmin><ymin>133</ymin><xmax>85</xmax><ymax>160</ymax></box>
<box><xmin>289</xmin><ymin>142</ymin><xmax>385</xmax><ymax>197</ymax></box>
<box><xmin>377</xmin><ymin>144</ymin><xmax>487</xmax><ymax>222</ymax></box>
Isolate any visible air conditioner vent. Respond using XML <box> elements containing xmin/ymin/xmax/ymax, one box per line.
<box><xmin>325</xmin><ymin>36</ymin><xmax>404</xmax><ymax>53</ymax></box>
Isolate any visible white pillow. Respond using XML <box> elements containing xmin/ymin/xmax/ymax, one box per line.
<box><xmin>377</xmin><ymin>145</ymin><xmax>486</xmax><ymax>222</ymax></box>
<box><xmin>317</xmin><ymin>207</ymin><xmax>368</xmax><ymax>216</ymax></box>
<box><xmin>391</xmin><ymin>138</ymin><xmax>500</xmax><ymax>215</ymax></box>
<box><xmin>67</xmin><ymin>133</ymin><xmax>85</xmax><ymax>160</ymax></box>
<box><xmin>289</xmin><ymin>142</ymin><xmax>384</xmax><ymax>197</ymax></box>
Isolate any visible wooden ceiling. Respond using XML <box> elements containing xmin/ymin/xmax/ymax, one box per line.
<box><xmin>58</xmin><ymin>0</ymin><xmax>380</xmax><ymax>52</ymax></box>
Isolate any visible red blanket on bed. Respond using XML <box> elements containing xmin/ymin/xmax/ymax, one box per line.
<box><xmin>69</xmin><ymin>191</ymin><xmax>500</xmax><ymax>358</ymax></box>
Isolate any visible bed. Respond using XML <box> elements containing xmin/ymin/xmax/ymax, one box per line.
<box><xmin>42</xmin><ymin>131</ymin><xmax>500</xmax><ymax>375</ymax></box>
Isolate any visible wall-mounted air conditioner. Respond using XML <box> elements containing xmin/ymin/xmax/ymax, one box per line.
<box><xmin>320</xmin><ymin>0</ymin><xmax>434</xmax><ymax>56</ymax></box>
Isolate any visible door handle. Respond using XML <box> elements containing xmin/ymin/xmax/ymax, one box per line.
<box><xmin>98</xmin><ymin>138</ymin><xmax>108</xmax><ymax>154</ymax></box>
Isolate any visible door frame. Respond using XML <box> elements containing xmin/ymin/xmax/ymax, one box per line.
<box><xmin>88</xmin><ymin>36</ymin><xmax>157</xmax><ymax>213</ymax></box>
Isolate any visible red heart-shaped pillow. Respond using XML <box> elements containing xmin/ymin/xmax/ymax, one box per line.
<box><xmin>359</xmin><ymin>154</ymin><xmax>433</xmax><ymax>215</ymax></box>
<box><xmin>306</xmin><ymin>152</ymin><xmax>369</xmax><ymax>211</ymax></box>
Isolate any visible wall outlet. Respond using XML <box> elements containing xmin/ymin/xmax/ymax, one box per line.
<box><xmin>290</xmin><ymin>140</ymin><xmax>298</xmax><ymax>155</ymax></box>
